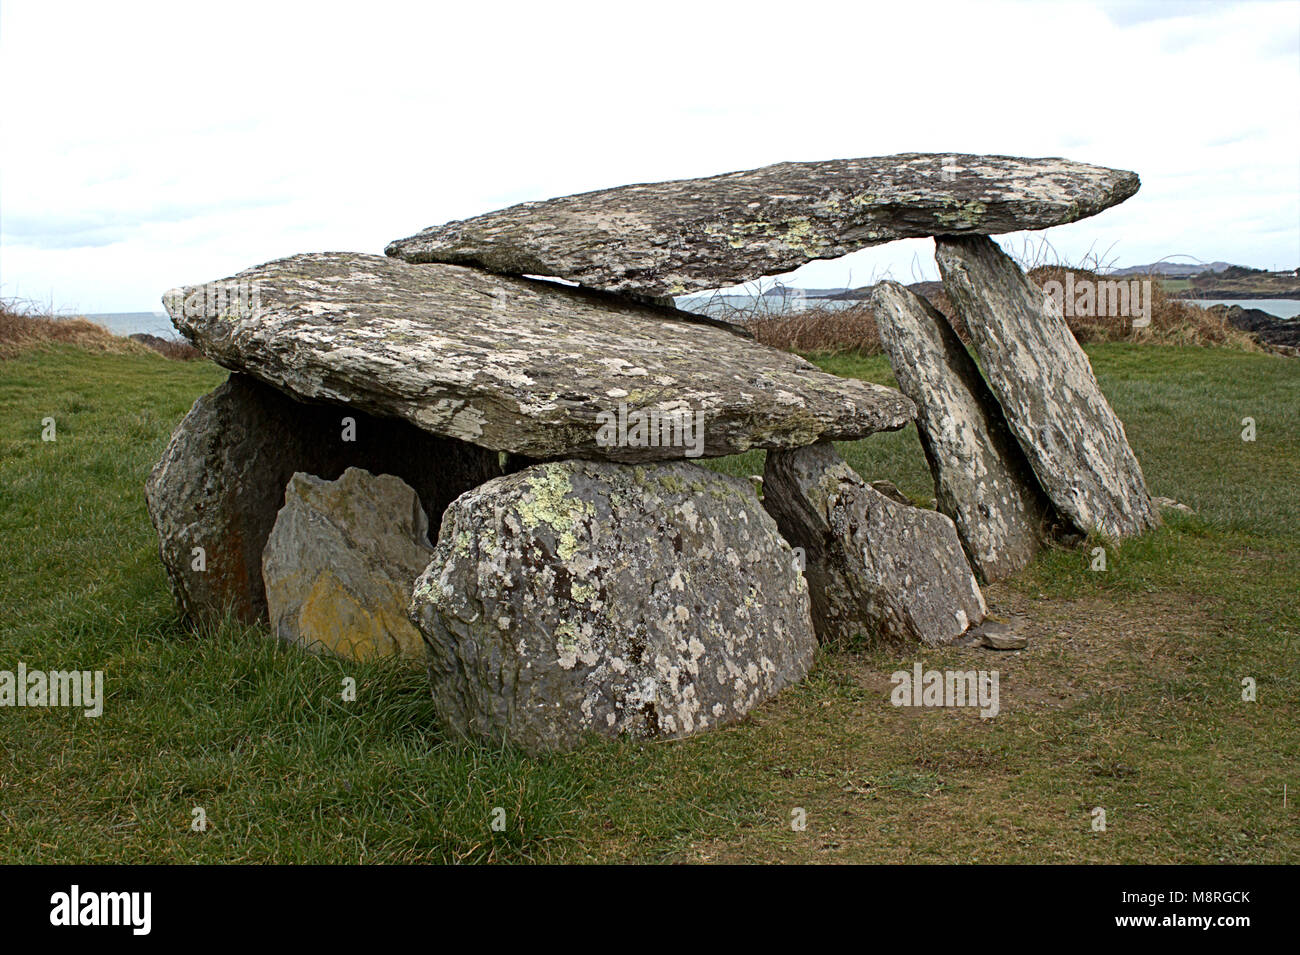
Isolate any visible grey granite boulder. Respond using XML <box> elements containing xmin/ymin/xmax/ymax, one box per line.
<box><xmin>145</xmin><ymin>374</ymin><xmax>499</xmax><ymax>626</ymax></box>
<box><xmin>935</xmin><ymin>236</ymin><xmax>1159</xmax><ymax>539</ymax></box>
<box><xmin>386</xmin><ymin>154</ymin><xmax>1139</xmax><ymax>297</ymax></box>
<box><xmin>409</xmin><ymin>460</ymin><xmax>816</xmax><ymax>753</ymax></box>
<box><xmin>164</xmin><ymin>252</ymin><xmax>914</xmax><ymax>461</ymax></box>
<box><xmin>762</xmin><ymin>442</ymin><xmax>986</xmax><ymax>647</ymax></box>
<box><xmin>263</xmin><ymin>468</ymin><xmax>433</xmax><ymax>664</ymax></box>
<box><xmin>870</xmin><ymin>280</ymin><xmax>1061</xmax><ymax>579</ymax></box>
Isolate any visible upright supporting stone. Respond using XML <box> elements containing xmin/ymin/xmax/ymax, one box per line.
<box><xmin>763</xmin><ymin>442</ymin><xmax>986</xmax><ymax>647</ymax></box>
<box><xmin>870</xmin><ymin>281</ymin><xmax>1062</xmax><ymax>579</ymax></box>
<box><xmin>935</xmin><ymin>236</ymin><xmax>1159</xmax><ymax>539</ymax></box>
<box><xmin>410</xmin><ymin>460</ymin><xmax>816</xmax><ymax>753</ymax></box>
<box><xmin>263</xmin><ymin>468</ymin><xmax>434</xmax><ymax>664</ymax></box>
<box><xmin>145</xmin><ymin>374</ymin><xmax>500</xmax><ymax>627</ymax></box>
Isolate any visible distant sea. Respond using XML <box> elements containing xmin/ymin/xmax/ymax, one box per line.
<box><xmin>85</xmin><ymin>312</ymin><xmax>179</xmax><ymax>339</ymax></box>
<box><xmin>1180</xmin><ymin>299</ymin><xmax>1300</xmax><ymax>319</ymax></box>
<box><xmin>79</xmin><ymin>297</ymin><xmax>1300</xmax><ymax>338</ymax></box>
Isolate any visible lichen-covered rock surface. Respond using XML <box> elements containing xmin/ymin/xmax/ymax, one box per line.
<box><xmin>164</xmin><ymin>252</ymin><xmax>914</xmax><ymax>460</ymax></box>
<box><xmin>763</xmin><ymin>442</ymin><xmax>986</xmax><ymax>647</ymax></box>
<box><xmin>870</xmin><ymin>280</ymin><xmax>1060</xmax><ymax>579</ymax></box>
<box><xmin>385</xmin><ymin>154</ymin><xmax>1139</xmax><ymax>297</ymax></box>
<box><xmin>409</xmin><ymin>459</ymin><xmax>816</xmax><ymax>753</ymax></box>
<box><xmin>263</xmin><ymin>468</ymin><xmax>434</xmax><ymax>664</ymax></box>
<box><xmin>145</xmin><ymin>373</ymin><xmax>498</xmax><ymax>626</ymax></box>
<box><xmin>935</xmin><ymin>236</ymin><xmax>1159</xmax><ymax>539</ymax></box>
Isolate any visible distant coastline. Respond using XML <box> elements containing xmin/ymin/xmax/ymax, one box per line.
<box><xmin>1170</xmin><ymin>290</ymin><xmax>1300</xmax><ymax>300</ymax></box>
<box><xmin>77</xmin><ymin>295</ymin><xmax>1300</xmax><ymax>342</ymax></box>
<box><xmin>84</xmin><ymin>312</ymin><xmax>179</xmax><ymax>340</ymax></box>
<box><xmin>679</xmin><ymin>294</ymin><xmax>1300</xmax><ymax>321</ymax></box>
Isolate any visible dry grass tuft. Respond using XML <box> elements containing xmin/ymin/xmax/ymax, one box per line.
<box><xmin>1025</xmin><ymin>265</ymin><xmax>1260</xmax><ymax>351</ymax></box>
<box><xmin>748</xmin><ymin>303</ymin><xmax>882</xmax><ymax>355</ymax></box>
<box><xmin>0</xmin><ymin>300</ymin><xmax>198</xmax><ymax>361</ymax></box>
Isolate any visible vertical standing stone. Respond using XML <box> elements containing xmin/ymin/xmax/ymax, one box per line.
<box><xmin>409</xmin><ymin>460</ymin><xmax>817</xmax><ymax>752</ymax></box>
<box><xmin>263</xmin><ymin>468</ymin><xmax>434</xmax><ymax>664</ymax></box>
<box><xmin>145</xmin><ymin>374</ymin><xmax>500</xmax><ymax>627</ymax></box>
<box><xmin>763</xmin><ymin>442</ymin><xmax>985</xmax><ymax>647</ymax></box>
<box><xmin>935</xmin><ymin>236</ymin><xmax>1158</xmax><ymax>539</ymax></box>
<box><xmin>870</xmin><ymin>281</ymin><xmax>1063</xmax><ymax>579</ymax></box>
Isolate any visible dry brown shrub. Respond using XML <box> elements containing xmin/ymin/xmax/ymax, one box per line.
<box><xmin>1027</xmin><ymin>266</ymin><xmax>1260</xmax><ymax>351</ymax></box>
<box><xmin>739</xmin><ymin>265</ymin><xmax>1260</xmax><ymax>356</ymax></box>
<box><xmin>0</xmin><ymin>300</ymin><xmax>202</xmax><ymax>360</ymax></box>
<box><xmin>150</xmin><ymin>338</ymin><xmax>203</xmax><ymax>360</ymax></box>
<box><xmin>126</xmin><ymin>332</ymin><xmax>203</xmax><ymax>360</ymax></box>
<box><xmin>747</xmin><ymin>303</ymin><xmax>882</xmax><ymax>355</ymax></box>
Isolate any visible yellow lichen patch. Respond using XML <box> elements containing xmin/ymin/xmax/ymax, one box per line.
<box><xmin>518</xmin><ymin>464</ymin><xmax>595</xmax><ymax>561</ymax></box>
<box><xmin>454</xmin><ymin>529</ymin><xmax>474</xmax><ymax>557</ymax></box>
<box><xmin>554</xmin><ymin>619</ymin><xmax>599</xmax><ymax>669</ymax></box>
<box><xmin>656</xmin><ymin>472</ymin><xmax>688</xmax><ymax>494</ymax></box>
<box><xmin>555</xmin><ymin>619</ymin><xmax>581</xmax><ymax>655</ymax></box>
<box><xmin>296</xmin><ymin>570</ymin><xmax>425</xmax><ymax>664</ymax></box>
<box><xmin>781</xmin><ymin>218</ymin><xmax>826</xmax><ymax>255</ymax></box>
<box><xmin>935</xmin><ymin>200</ymin><xmax>988</xmax><ymax>228</ymax></box>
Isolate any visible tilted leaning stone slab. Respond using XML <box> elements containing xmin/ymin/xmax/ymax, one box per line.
<box><xmin>870</xmin><ymin>280</ymin><xmax>1062</xmax><ymax>580</ymax></box>
<box><xmin>762</xmin><ymin>442</ymin><xmax>986</xmax><ymax>647</ymax></box>
<box><xmin>935</xmin><ymin>236</ymin><xmax>1159</xmax><ymax>540</ymax></box>
<box><xmin>385</xmin><ymin>154</ymin><xmax>1139</xmax><ymax>297</ymax></box>
<box><xmin>164</xmin><ymin>252</ymin><xmax>914</xmax><ymax>460</ymax></box>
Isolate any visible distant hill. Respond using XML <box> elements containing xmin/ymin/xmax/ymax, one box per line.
<box><xmin>762</xmin><ymin>287</ymin><xmax>851</xmax><ymax>299</ymax></box>
<box><xmin>1109</xmin><ymin>261</ymin><xmax>1237</xmax><ymax>277</ymax></box>
<box><xmin>746</xmin><ymin>260</ymin><xmax>1300</xmax><ymax>305</ymax></box>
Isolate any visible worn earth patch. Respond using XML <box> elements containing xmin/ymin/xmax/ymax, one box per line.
<box><xmin>661</xmin><ymin>585</ymin><xmax>1223</xmax><ymax>864</ymax></box>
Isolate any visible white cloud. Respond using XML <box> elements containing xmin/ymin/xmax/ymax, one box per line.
<box><xmin>1</xmin><ymin>0</ymin><xmax>1296</xmax><ymax>311</ymax></box>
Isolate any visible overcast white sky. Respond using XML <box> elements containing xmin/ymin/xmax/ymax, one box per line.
<box><xmin>1</xmin><ymin>0</ymin><xmax>1297</xmax><ymax>313</ymax></box>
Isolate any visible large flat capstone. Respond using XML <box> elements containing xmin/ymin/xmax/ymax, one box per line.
<box><xmin>164</xmin><ymin>252</ymin><xmax>914</xmax><ymax>460</ymax></box>
<box><xmin>934</xmin><ymin>236</ymin><xmax>1159</xmax><ymax>540</ymax></box>
<box><xmin>385</xmin><ymin>154</ymin><xmax>1139</xmax><ymax>297</ymax></box>
<box><xmin>409</xmin><ymin>459</ymin><xmax>817</xmax><ymax>753</ymax></box>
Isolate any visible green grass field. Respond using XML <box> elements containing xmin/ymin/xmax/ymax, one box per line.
<box><xmin>1</xmin><ymin>343</ymin><xmax>1296</xmax><ymax>863</ymax></box>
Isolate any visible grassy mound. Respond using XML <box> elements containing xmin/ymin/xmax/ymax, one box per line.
<box><xmin>0</xmin><ymin>300</ymin><xmax>200</xmax><ymax>361</ymax></box>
